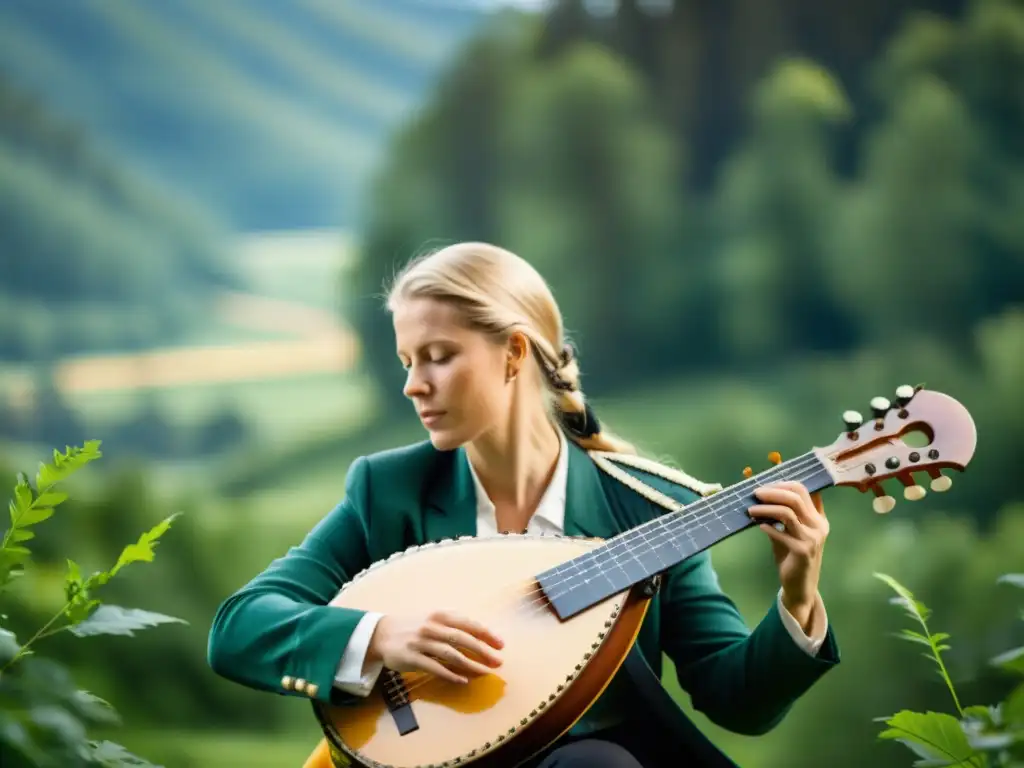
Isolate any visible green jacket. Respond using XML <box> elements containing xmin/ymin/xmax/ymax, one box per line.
<box><xmin>208</xmin><ymin>438</ymin><xmax>839</xmax><ymax>759</ymax></box>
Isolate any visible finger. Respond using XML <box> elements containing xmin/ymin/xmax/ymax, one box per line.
<box><xmin>421</xmin><ymin>624</ymin><xmax>503</xmax><ymax>668</ymax></box>
<box><xmin>407</xmin><ymin>652</ymin><xmax>470</xmax><ymax>685</ymax></box>
<box><xmin>414</xmin><ymin>639</ymin><xmax>496</xmax><ymax>679</ymax></box>
<box><xmin>431</xmin><ymin>611</ymin><xmax>504</xmax><ymax>649</ymax></box>
<box><xmin>811</xmin><ymin>491</ymin><xmax>825</xmax><ymax>517</ymax></box>
<box><xmin>754</xmin><ymin>484</ymin><xmax>819</xmax><ymax>528</ymax></box>
<box><xmin>758</xmin><ymin>522</ymin><xmax>813</xmax><ymax>556</ymax></box>
<box><xmin>748</xmin><ymin>504</ymin><xmax>805</xmax><ymax>537</ymax></box>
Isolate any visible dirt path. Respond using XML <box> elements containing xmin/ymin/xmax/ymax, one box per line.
<box><xmin>8</xmin><ymin>292</ymin><xmax>362</xmax><ymax>397</ymax></box>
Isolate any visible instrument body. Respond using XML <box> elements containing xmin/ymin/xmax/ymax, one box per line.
<box><xmin>316</xmin><ymin>534</ymin><xmax>650</xmax><ymax>768</ymax></box>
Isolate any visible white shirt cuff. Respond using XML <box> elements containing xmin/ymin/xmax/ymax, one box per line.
<box><xmin>776</xmin><ymin>589</ymin><xmax>827</xmax><ymax>657</ymax></box>
<box><xmin>333</xmin><ymin>611</ymin><xmax>385</xmax><ymax>696</ymax></box>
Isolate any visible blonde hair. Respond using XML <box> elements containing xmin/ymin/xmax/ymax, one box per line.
<box><xmin>385</xmin><ymin>242</ymin><xmax>636</xmax><ymax>455</ymax></box>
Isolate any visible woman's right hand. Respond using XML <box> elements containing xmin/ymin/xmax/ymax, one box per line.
<box><xmin>366</xmin><ymin>610</ymin><xmax>505</xmax><ymax>684</ymax></box>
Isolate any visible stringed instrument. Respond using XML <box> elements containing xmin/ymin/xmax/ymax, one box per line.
<box><xmin>313</xmin><ymin>385</ymin><xmax>977</xmax><ymax>768</ymax></box>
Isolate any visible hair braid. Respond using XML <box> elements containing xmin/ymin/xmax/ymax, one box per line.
<box><xmin>539</xmin><ymin>342</ymin><xmax>636</xmax><ymax>455</ymax></box>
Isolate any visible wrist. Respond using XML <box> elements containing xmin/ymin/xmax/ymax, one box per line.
<box><xmin>364</xmin><ymin>615</ymin><xmax>388</xmax><ymax>664</ymax></box>
<box><xmin>781</xmin><ymin>588</ymin><xmax>816</xmax><ymax>633</ymax></box>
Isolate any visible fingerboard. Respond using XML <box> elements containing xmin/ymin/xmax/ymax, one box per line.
<box><xmin>536</xmin><ymin>451</ymin><xmax>834</xmax><ymax>620</ymax></box>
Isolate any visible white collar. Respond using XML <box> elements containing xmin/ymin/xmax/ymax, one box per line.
<box><xmin>466</xmin><ymin>428</ymin><xmax>569</xmax><ymax>532</ymax></box>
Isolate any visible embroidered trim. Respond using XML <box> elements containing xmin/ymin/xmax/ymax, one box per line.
<box><xmin>588</xmin><ymin>451</ymin><xmax>723</xmax><ymax>502</ymax></box>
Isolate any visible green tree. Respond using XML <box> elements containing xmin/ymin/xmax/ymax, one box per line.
<box><xmin>709</xmin><ymin>59</ymin><xmax>857</xmax><ymax>363</ymax></box>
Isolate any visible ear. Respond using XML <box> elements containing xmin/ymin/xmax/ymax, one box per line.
<box><xmin>506</xmin><ymin>330</ymin><xmax>530</xmax><ymax>369</ymax></box>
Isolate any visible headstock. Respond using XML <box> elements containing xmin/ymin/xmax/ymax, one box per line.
<box><xmin>815</xmin><ymin>385</ymin><xmax>977</xmax><ymax>514</ymax></box>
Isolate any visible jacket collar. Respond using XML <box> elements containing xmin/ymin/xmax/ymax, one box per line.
<box><xmin>422</xmin><ymin>437</ymin><xmax>619</xmax><ymax>543</ymax></box>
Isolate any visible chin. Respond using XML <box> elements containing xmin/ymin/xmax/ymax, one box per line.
<box><xmin>426</xmin><ymin>428</ymin><xmax>465</xmax><ymax>452</ymax></box>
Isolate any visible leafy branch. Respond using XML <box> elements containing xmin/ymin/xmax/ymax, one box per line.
<box><xmin>0</xmin><ymin>440</ymin><xmax>102</xmax><ymax>593</ymax></box>
<box><xmin>2</xmin><ymin>513</ymin><xmax>186</xmax><ymax>673</ymax></box>
<box><xmin>875</xmin><ymin>572</ymin><xmax>964</xmax><ymax>717</ymax></box>
<box><xmin>875</xmin><ymin>572</ymin><xmax>1024</xmax><ymax>768</ymax></box>
<box><xmin>1</xmin><ymin>440</ymin><xmax>188</xmax><ymax>767</ymax></box>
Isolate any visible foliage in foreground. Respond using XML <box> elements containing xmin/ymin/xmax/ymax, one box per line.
<box><xmin>876</xmin><ymin>572</ymin><xmax>1024</xmax><ymax>767</ymax></box>
<box><xmin>0</xmin><ymin>440</ymin><xmax>186</xmax><ymax>767</ymax></box>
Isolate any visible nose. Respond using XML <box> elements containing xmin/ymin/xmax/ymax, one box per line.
<box><xmin>403</xmin><ymin>365</ymin><xmax>431</xmax><ymax>400</ymax></box>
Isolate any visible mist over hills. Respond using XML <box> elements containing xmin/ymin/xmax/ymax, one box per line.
<box><xmin>0</xmin><ymin>0</ymin><xmax>491</xmax><ymax>231</ymax></box>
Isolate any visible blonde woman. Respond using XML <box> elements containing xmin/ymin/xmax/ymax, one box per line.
<box><xmin>208</xmin><ymin>243</ymin><xmax>838</xmax><ymax>768</ymax></box>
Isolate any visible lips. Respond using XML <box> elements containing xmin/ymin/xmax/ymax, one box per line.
<box><xmin>419</xmin><ymin>410</ymin><xmax>446</xmax><ymax>426</ymax></box>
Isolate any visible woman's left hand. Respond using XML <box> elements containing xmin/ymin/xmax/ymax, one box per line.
<box><xmin>748</xmin><ymin>481</ymin><xmax>829</xmax><ymax>632</ymax></box>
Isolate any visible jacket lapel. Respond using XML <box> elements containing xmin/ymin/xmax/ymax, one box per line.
<box><xmin>564</xmin><ymin>441</ymin><xmax>620</xmax><ymax>540</ymax></box>
<box><xmin>421</xmin><ymin>440</ymin><xmax>620</xmax><ymax>543</ymax></box>
<box><xmin>422</xmin><ymin>446</ymin><xmax>478</xmax><ymax>543</ymax></box>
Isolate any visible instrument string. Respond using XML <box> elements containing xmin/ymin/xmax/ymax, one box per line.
<box><xmin>383</xmin><ymin>454</ymin><xmax>826</xmax><ymax>701</ymax></box>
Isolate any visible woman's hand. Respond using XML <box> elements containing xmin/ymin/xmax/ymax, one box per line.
<box><xmin>366</xmin><ymin>610</ymin><xmax>504</xmax><ymax>684</ymax></box>
<box><xmin>747</xmin><ymin>480</ymin><xmax>829</xmax><ymax>633</ymax></box>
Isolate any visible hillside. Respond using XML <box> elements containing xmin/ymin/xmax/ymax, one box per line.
<box><xmin>0</xmin><ymin>0</ymin><xmax>492</xmax><ymax>230</ymax></box>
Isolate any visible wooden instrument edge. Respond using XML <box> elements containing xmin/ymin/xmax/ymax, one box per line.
<box><xmin>311</xmin><ymin>533</ymin><xmax>654</xmax><ymax>768</ymax></box>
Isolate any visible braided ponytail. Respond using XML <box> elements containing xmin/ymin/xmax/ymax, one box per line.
<box><xmin>387</xmin><ymin>241</ymin><xmax>637</xmax><ymax>456</ymax></box>
<box><xmin>537</xmin><ymin>341</ymin><xmax>637</xmax><ymax>455</ymax></box>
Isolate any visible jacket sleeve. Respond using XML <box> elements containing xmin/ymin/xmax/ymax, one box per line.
<box><xmin>660</xmin><ymin>527</ymin><xmax>840</xmax><ymax>736</ymax></box>
<box><xmin>207</xmin><ymin>455</ymin><xmax>375</xmax><ymax>705</ymax></box>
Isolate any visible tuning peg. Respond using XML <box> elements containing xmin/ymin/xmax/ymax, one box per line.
<box><xmin>871</xmin><ymin>484</ymin><xmax>896</xmax><ymax>514</ymax></box>
<box><xmin>768</xmin><ymin>451</ymin><xmax>782</xmax><ymax>465</ymax></box>
<box><xmin>894</xmin><ymin>385</ymin><xmax>916</xmax><ymax>408</ymax></box>
<box><xmin>842</xmin><ymin>410</ymin><xmax>863</xmax><ymax>432</ymax></box>
<box><xmin>898</xmin><ymin>473</ymin><xmax>926</xmax><ymax>501</ymax></box>
<box><xmin>742</xmin><ymin>466</ymin><xmax>753</xmax><ymax>478</ymax></box>
<box><xmin>870</xmin><ymin>396</ymin><xmax>891</xmax><ymax>419</ymax></box>
<box><xmin>927</xmin><ymin>468</ymin><xmax>952</xmax><ymax>492</ymax></box>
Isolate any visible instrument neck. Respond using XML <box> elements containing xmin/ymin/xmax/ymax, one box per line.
<box><xmin>537</xmin><ymin>451</ymin><xmax>834</xmax><ymax>620</ymax></box>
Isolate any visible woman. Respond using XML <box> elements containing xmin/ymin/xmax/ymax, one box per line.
<box><xmin>207</xmin><ymin>242</ymin><xmax>839</xmax><ymax>768</ymax></box>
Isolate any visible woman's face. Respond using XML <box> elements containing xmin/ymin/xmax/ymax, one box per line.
<box><xmin>393</xmin><ymin>297</ymin><xmax>510</xmax><ymax>451</ymax></box>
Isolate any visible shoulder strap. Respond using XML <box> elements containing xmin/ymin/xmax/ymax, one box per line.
<box><xmin>588</xmin><ymin>451</ymin><xmax>722</xmax><ymax>514</ymax></box>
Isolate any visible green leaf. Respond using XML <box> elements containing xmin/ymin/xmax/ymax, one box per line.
<box><xmin>11</xmin><ymin>529</ymin><xmax>34</xmax><ymax>542</ymax></box>
<box><xmin>34</xmin><ymin>490</ymin><xmax>68</xmax><ymax>507</ymax></box>
<box><xmin>998</xmin><ymin>574</ymin><xmax>1024</xmax><ymax>589</ymax></box>
<box><xmin>68</xmin><ymin>605</ymin><xmax>187</xmax><ymax>638</ymax></box>
<box><xmin>80</xmin><ymin>739</ymin><xmax>162</xmax><ymax>767</ymax></box>
<box><xmin>0</xmin><ymin>628</ymin><xmax>20</xmax><ymax>665</ymax></box>
<box><xmin>14</xmin><ymin>505</ymin><xmax>55</xmax><ymax>527</ymax></box>
<box><xmin>991</xmin><ymin>646</ymin><xmax>1024</xmax><ymax>674</ymax></box>
<box><xmin>64</xmin><ymin>559</ymin><xmax>84</xmax><ymax>601</ymax></box>
<box><xmin>108</xmin><ymin>514</ymin><xmax>181</xmax><ymax>579</ymax></box>
<box><xmin>68</xmin><ymin>691</ymin><xmax>121</xmax><ymax>727</ymax></box>
<box><xmin>66</xmin><ymin>598</ymin><xmax>100</xmax><ymax>626</ymax></box>
<box><xmin>1005</xmin><ymin>682</ymin><xmax>1024</xmax><ymax>725</ymax></box>
<box><xmin>12</xmin><ymin>475</ymin><xmax>32</xmax><ymax>516</ymax></box>
<box><xmin>877</xmin><ymin>710</ymin><xmax>980</xmax><ymax>766</ymax></box>
<box><xmin>898</xmin><ymin>629</ymin><xmax>934</xmax><ymax>647</ymax></box>
<box><xmin>876</xmin><ymin>572</ymin><xmax>933</xmax><ymax>623</ymax></box>
<box><xmin>35</xmin><ymin>440</ymin><xmax>102</xmax><ymax>490</ymax></box>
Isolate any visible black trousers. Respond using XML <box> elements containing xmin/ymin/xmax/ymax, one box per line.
<box><xmin>523</xmin><ymin>721</ymin><xmax>670</xmax><ymax>768</ymax></box>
